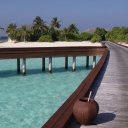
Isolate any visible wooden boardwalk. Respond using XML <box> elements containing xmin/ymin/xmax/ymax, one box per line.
<box><xmin>67</xmin><ymin>42</ymin><xmax>128</xmax><ymax>128</ymax></box>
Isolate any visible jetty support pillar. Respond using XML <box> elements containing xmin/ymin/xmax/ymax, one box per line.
<box><xmin>17</xmin><ymin>58</ymin><xmax>20</xmax><ymax>74</ymax></box>
<box><xmin>72</xmin><ymin>56</ymin><xmax>76</xmax><ymax>71</ymax></box>
<box><xmin>22</xmin><ymin>58</ymin><xmax>26</xmax><ymax>75</ymax></box>
<box><xmin>86</xmin><ymin>56</ymin><xmax>89</xmax><ymax>68</ymax></box>
<box><xmin>42</xmin><ymin>58</ymin><xmax>45</xmax><ymax>71</ymax></box>
<box><xmin>65</xmin><ymin>57</ymin><xmax>68</xmax><ymax>70</ymax></box>
<box><xmin>93</xmin><ymin>56</ymin><xmax>96</xmax><ymax>68</ymax></box>
<box><xmin>49</xmin><ymin>57</ymin><xmax>52</xmax><ymax>73</ymax></box>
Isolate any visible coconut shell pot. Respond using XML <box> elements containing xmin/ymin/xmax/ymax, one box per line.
<box><xmin>73</xmin><ymin>97</ymin><xmax>99</xmax><ymax>125</ymax></box>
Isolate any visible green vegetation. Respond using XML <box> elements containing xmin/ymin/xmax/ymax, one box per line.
<box><xmin>91</xmin><ymin>34</ymin><xmax>102</xmax><ymax>42</ymax></box>
<box><xmin>94</xmin><ymin>27</ymin><xmax>107</xmax><ymax>40</ymax></box>
<box><xmin>51</xmin><ymin>17</ymin><xmax>61</xmax><ymax>29</ymax></box>
<box><xmin>68</xmin><ymin>24</ymin><xmax>79</xmax><ymax>34</ymax></box>
<box><xmin>80</xmin><ymin>32</ymin><xmax>93</xmax><ymax>41</ymax></box>
<box><xmin>38</xmin><ymin>35</ymin><xmax>53</xmax><ymax>42</ymax></box>
<box><xmin>6</xmin><ymin>23</ymin><xmax>17</xmax><ymax>40</ymax></box>
<box><xmin>106</xmin><ymin>27</ymin><xmax>128</xmax><ymax>43</ymax></box>
<box><xmin>6</xmin><ymin>17</ymin><xmax>82</xmax><ymax>42</ymax></box>
<box><xmin>59</xmin><ymin>24</ymin><xmax>80</xmax><ymax>41</ymax></box>
<box><xmin>32</xmin><ymin>16</ymin><xmax>48</xmax><ymax>41</ymax></box>
<box><xmin>6</xmin><ymin>16</ymin><xmax>128</xmax><ymax>43</ymax></box>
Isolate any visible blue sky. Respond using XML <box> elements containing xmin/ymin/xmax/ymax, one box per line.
<box><xmin>0</xmin><ymin>0</ymin><xmax>128</xmax><ymax>35</ymax></box>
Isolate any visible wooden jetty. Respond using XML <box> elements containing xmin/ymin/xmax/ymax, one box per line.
<box><xmin>0</xmin><ymin>46</ymin><xmax>105</xmax><ymax>75</ymax></box>
<box><xmin>0</xmin><ymin>44</ymin><xmax>109</xmax><ymax>127</ymax></box>
<box><xmin>42</xmin><ymin>47</ymin><xmax>108</xmax><ymax>128</ymax></box>
<box><xmin>67</xmin><ymin>42</ymin><xmax>128</xmax><ymax>128</ymax></box>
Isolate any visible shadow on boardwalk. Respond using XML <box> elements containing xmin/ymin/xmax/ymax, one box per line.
<box><xmin>93</xmin><ymin>112</ymin><xmax>116</xmax><ymax>125</ymax></box>
<box><xmin>65</xmin><ymin>112</ymin><xmax>116</xmax><ymax>128</ymax></box>
<box><xmin>65</xmin><ymin>51</ymin><xmax>116</xmax><ymax>128</ymax></box>
<box><xmin>89</xmin><ymin>51</ymin><xmax>110</xmax><ymax>99</ymax></box>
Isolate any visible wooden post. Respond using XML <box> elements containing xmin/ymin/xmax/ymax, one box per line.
<box><xmin>49</xmin><ymin>57</ymin><xmax>52</xmax><ymax>73</ymax></box>
<box><xmin>86</xmin><ymin>56</ymin><xmax>89</xmax><ymax>68</ymax></box>
<box><xmin>72</xmin><ymin>56</ymin><xmax>76</xmax><ymax>71</ymax></box>
<box><xmin>93</xmin><ymin>56</ymin><xmax>96</xmax><ymax>68</ymax></box>
<box><xmin>42</xmin><ymin>58</ymin><xmax>45</xmax><ymax>71</ymax></box>
<box><xmin>22</xmin><ymin>58</ymin><xmax>26</xmax><ymax>75</ymax></box>
<box><xmin>17</xmin><ymin>58</ymin><xmax>20</xmax><ymax>74</ymax></box>
<box><xmin>65</xmin><ymin>57</ymin><xmax>68</xmax><ymax>70</ymax></box>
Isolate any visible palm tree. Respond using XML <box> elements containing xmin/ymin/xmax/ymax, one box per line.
<box><xmin>49</xmin><ymin>17</ymin><xmax>61</xmax><ymax>41</ymax></box>
<box><xmin>61</xmin><ymin>28</ymin><xmax>68</xmax><ymax>40</ymax></box>
<box><xmin>51</xmin><ymin>17</ymin><xmax>61</xmax><ymax>29</ymax></box>
<box><xmin>68</xmin><ymin>24</ymin><xmax>79</xmax><ymax>34</ymax></box>
<box><xmin>32</xmin><ymin>16</ymin><xmax>48</xmax><ymax>40</ymax></box>
<box><xmin>21</xmin><ymin>25</ymin><xmax>27</xmax><ymax>42</ymax></box>
<box><xmin>33</xmin><ymin>16</ymin><xmax>46</xmax><ymax>27</ymax></box>
<box><xmin>6</xmin><ymin>23</ymin><xmax>17</xmax><ymax>40</ymax></box>
<box><xmin>15</xmin><ymin>26</ymin><xmax>31</xmax><ymax>42</ymax></box>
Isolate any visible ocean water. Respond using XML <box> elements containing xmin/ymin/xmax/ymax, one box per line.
<box><xmin>0</xmin><ymin>37</ymin><xmax>8</xmax><ymax>43</ymax></box>
<box><xmin>0</xmin><ymin>56</ymin><xmax>100</xmax><ymax>128</ymax></box>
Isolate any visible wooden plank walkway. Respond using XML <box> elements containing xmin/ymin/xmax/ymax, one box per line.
<box><xmin>67</xmin><ymin>42</ymin><xmax>128</xmax><ymax>128</ymax></box>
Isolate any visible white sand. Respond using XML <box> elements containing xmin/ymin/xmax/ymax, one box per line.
<box><xmin>122</xmin><ymin>44</ymin><xmax>128</xmax><ymax>47</ymax></box>
<box><xmin>0</xmin><ymin>41</ymin><xmax>102</xmax><ymax>48</ymax></box>
<box><xmin>117</xmin><ymin>42</ymin><xmax>128</xmax><ymax>47</ymax></box>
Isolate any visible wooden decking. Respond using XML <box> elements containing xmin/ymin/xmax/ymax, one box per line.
<box><xmin>42</xmin><ymin>48</ymin><xmax>108</xmax><ymax>128</ymax></box>
<box><xmin>67</xmin><ymin>42</ymin><xmax>128</xmax><ymax>128</ymax></box>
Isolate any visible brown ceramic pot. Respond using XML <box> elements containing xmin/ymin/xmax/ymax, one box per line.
<box><xmin>73</xmin><ymin>97</ymin><xmax>99</xmax><ymax>125</ymax></box>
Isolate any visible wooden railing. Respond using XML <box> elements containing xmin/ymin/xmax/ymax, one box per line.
<box><xmin>0</xmin><ymin>46</ymin><xmax>108</xmax><ymax>127</ymax></box>
<box><xmin>42</xmin><ymin>47</ymin><xmax>109</xmax><ymax>128</ymax></box>
<box><xmin>0</xmin><ymin>46</ymin><xmax>106</xmax><ymax>59</ymax></box>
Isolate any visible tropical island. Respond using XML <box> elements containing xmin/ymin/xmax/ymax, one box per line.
<box><xmin>1</xmin><ymin>16</ymin><xmax>127</xmax><ymax>45</ymax></box>
<box><xmin>0</xmin><ymin>0</ymin><xmax>128</xmax><ymax>127</ymax></box>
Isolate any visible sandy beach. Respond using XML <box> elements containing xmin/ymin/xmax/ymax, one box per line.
<box><xmin>122</xmin><ymin>43</ymin><xmax>128</xmax><ymax>47</ymax></box>
<box><xmin>117</xmin><ymin>42</ymin><xmax>128</xmax><ymax>47</ymax></box>
<box><xmin>0</xmin><ymin>41</ymin><xmax>102</xmax><ymax>48</ymax></box>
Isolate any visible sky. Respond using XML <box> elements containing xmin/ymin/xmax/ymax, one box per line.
<box><xmin>0</xmin><ymin>0</ymin><xmax>128</xmax><ymax>36</ymax></box>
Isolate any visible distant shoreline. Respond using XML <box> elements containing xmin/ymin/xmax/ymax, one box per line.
<box><xmin>117</xmin><ymin>42</ymin><xmax>128</xmax><ymax>47</ymax></box>
<box><xmin>0</xmin><ymin>36</ymin><xmax>8</xmax><ymax>43</ymax></box>
<box><xmin>0</xmin><ymin>41</ymin><xmax>102</xmax><ymax>48</ymax></box>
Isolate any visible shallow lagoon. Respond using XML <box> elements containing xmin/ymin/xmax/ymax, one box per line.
<box><xmin>0</xmin><ymin>56</ymin><xmax>100</xmax><ymax>128</ymax></box>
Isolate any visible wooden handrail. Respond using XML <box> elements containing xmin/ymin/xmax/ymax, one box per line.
<box><xmin>42</xmin><ymin>48</ymin><xmax>109</xmax><ymax>128</ymax></box>
<box><xmin>0</xmin><ymin>45</ymin><xmax>108</xmax><ymax>127</ymax></box>
<box><xmin>0</xmin><ymin>46</ymin><xmax>106</xmax><ymax>59</ymax></box>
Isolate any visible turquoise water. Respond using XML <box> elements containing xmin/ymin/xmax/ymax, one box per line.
<box><xmin>0</xmin><ymin>56</ymin><xmax>100</xmax><ymax>128</ymax></box>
